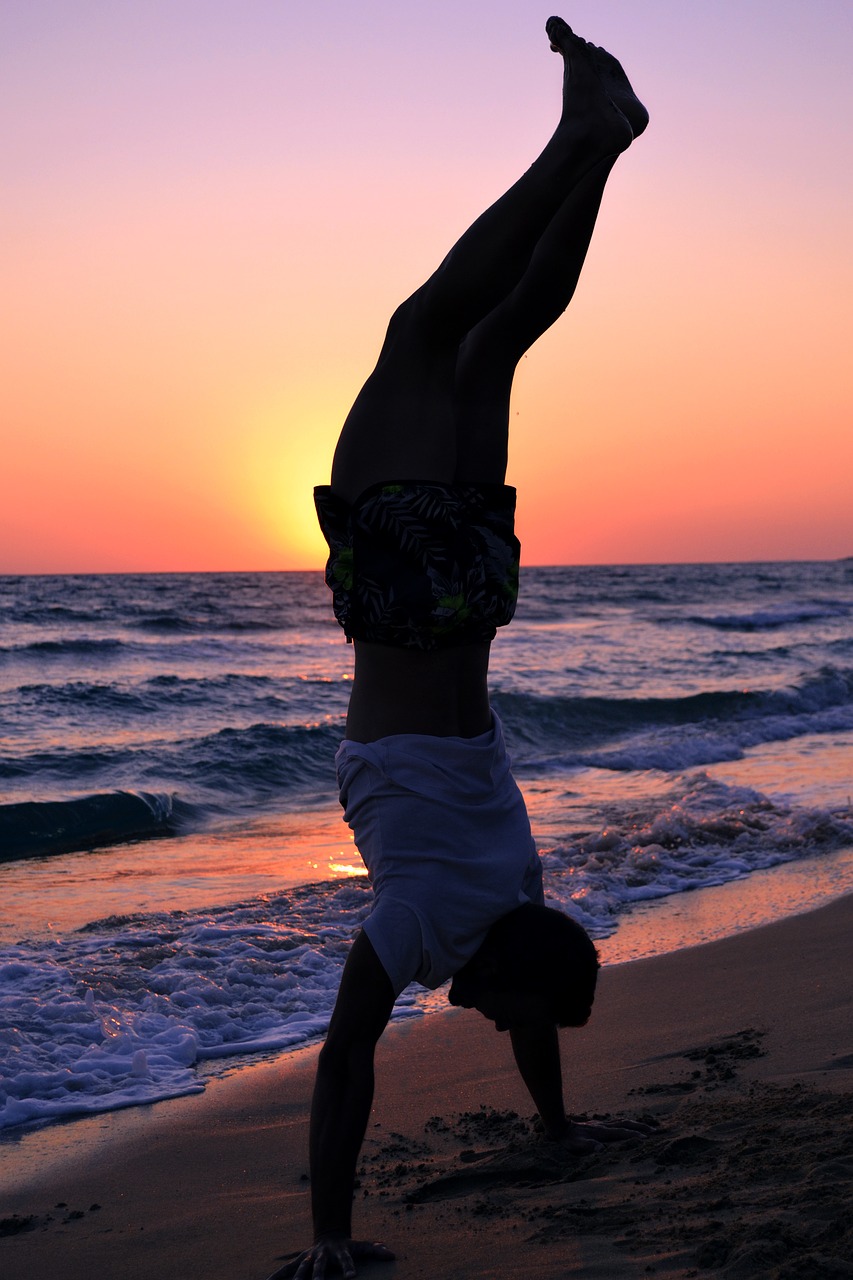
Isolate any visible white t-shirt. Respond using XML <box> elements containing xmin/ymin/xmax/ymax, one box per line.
<box><xmin>336</xmin><ymin>714</ymin><xmax>543</xmax><ymax>995</ymax></box>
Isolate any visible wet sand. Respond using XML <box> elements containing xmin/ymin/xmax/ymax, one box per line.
<box><xmin>2</xmin><ymin>892</ymin><xmax>852</xmax><ymax>1279</ymax></box>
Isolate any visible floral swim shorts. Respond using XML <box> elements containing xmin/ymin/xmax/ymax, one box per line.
<box><xmin>314</xmin><ymin>480</ymin><xmax>520</xmax><ymax>650</ymax></box>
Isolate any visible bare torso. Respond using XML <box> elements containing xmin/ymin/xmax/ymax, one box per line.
<box><xmin>344</xmin><ymin>640</ymin><xmax>492</xmax><ymax>742</ymax></box>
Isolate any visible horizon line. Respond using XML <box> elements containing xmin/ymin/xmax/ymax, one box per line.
<box><xmin>2</xmin><ymin>555</ymin><xmax>851</xmax><ymax>578</ymax></box>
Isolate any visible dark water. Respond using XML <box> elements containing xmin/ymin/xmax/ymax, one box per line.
<box><xmin>1</xmin><ymin>563</ymin><xmax>851</xmax><ymax>1129</ymax></box>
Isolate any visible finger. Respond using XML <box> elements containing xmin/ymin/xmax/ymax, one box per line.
<box><xmin>562</xmin><ymin>1133</ymin><xmax>604</xmax><ymax>1154</ymax></box>
<box><xmin>323</xmin><ymin>1243</ymin><xmax>356</xmax><ymax>1280</ymax></box>
<box><xmin>265</xmin><ymin>1255</ymin><xmax>306</xmax><ymax>1280</ymax></box>
<box><xmin>285</xmin><ymin>1254</ymin><xmax>309</xmax><ymax>1280</ymax></box>
<box><xmin>339</xmin><ymin>1251</ymin><xmax>357</xmax><ymax>1280</ymax></box>
<box><xmin>594</xmin><ymin>1118</ymin><xmax>657</xmax><ymax>1137</ymax></box>
<box><xmin>585</xmin><ymin>1126</ymin><xmax>639</xmax><ymax>1141</ymax></box>
<box><xmin>351</xmin><ymin>1241</ymin><xmax>396</xmax><ymax>1261</ymax></box>
<box><xmin>570</xmin><ymin>1123</ymin><xmax>638</xmax><ymax>1146</ymax></box>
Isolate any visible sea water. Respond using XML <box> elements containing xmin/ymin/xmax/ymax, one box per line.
<box><xmin>1</xmin><ymin>563</ymin><xmax>852</xmax><ymax>1131</ymax></box>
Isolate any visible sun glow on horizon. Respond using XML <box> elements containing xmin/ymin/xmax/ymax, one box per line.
<box><xmin>236</xmin><ymin>390</ymin><xmax>343</xmax><ymax>570</ymax></box>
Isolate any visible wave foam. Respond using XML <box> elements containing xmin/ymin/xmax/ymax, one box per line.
<box><xmin>2</xmin><ymin>776</ymin><xmax>850</xmax><ymax>1132</ymax></box>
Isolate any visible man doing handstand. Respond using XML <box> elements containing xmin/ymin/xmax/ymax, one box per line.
<box><xmin>274</xmin><ymin>17</ymin><xmax>650</xmax><ymax>1279</ymax></box>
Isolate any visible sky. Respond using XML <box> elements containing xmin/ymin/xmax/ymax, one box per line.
<box><xmin>2</xmin><ymin>0</ymin><xmax>851</xmax><ymax>572</ymax></box>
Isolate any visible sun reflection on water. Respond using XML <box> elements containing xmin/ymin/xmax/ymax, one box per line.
<box><xmin>327</xmin><ymin>861</ymin><xmax>367</xmax><ymax>878</ymax></box>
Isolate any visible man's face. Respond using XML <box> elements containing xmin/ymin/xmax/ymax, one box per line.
<box><xmin>448</xmin><ymin>971</ymin><xmax>558</xmax><ymax>1033</ymax></box>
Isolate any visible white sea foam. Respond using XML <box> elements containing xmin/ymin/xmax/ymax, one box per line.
<box><xmin>539</xmin><ymin>773</ymin><xmax>853</xmax><ymax>933</ymax></box>
<box><xmin>1</xmin><ymin>774</ymin><xmax>851</xmax><ymax>1131</ymax></box>
<box><xmin>578</xmin><ymin>703</ymin><xmax>853</xmax><ymax>774</ymax></box>
<box><xmin>0</xmin><ymin>880</ymin><xmax>421</xmax><ymax>1130</ymax></box>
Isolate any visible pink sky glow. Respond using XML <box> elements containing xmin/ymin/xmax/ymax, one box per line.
<box><xmin>2</xmin><ymin>0</ymin><xmax>852</xmax><ymax>571</ymax></box>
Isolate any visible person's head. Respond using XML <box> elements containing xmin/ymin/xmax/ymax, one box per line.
<box><xmin>447</xmin><ymin>903</ymin><xmax>599</xmax><ymax>1032</ymax></box>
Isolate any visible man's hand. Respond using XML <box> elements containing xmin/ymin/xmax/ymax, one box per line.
<box><xmin>549</xmin><ymin>1116</ymin><xmax>656</xmax><ymax>1153</ymax></box>
<box><xmin>265</xmin><ymin>1236</ymin><xmax>395</xmax><ymax>1280</ymax></box>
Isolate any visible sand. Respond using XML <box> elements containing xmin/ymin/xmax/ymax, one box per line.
<box><xmin>2</xmin><ymin>892</ymin><xmax>852</xmax><ymax>1280</ymax></box>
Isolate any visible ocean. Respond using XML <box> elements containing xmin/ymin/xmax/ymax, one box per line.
<box><xmin>1</xmin><ymin>563</ymin><xmax>852</xmax><ymax>1132</ymax></box>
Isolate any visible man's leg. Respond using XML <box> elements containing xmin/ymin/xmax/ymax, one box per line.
<box><xmin>330</xmin><ymin>22</ymin><xmax>637</xmax><ymax>504</ymax></box>
<box><xmin>408</xmin><ymin>20</ymin><xmax>643</xmax><ymax>345</ymax></box>
<box><xmin>452</xmin><ymin>155</ymin><xmax>617</xmax><ymax>483</ymax></box>
<box><xmin>453</xmin><ymin>25</ymin><xmax>649</xmax><ymax>483</ymax></box>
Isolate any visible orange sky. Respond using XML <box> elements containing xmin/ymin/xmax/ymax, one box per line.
<box><xmin>2</xmin><ymin>0</ymin><xmax>852</xmax><ymax>572</ymax></box>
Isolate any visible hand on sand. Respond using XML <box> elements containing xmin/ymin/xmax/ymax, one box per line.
<box><xmin>265</xmin><ymin>1235</ymin><xmax>395</xmax><ymax>1280</ymax></box>
<box><xmin>553</xmin><ymin>1117</ymin><xmax>655</xmax><ymax>1153</ymax></box>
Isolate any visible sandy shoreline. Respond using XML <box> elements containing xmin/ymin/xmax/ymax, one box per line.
<box><xmin>2</xmin><ymin>893</ymin><xmax>852</xmax><ymax>1279</ymax></box>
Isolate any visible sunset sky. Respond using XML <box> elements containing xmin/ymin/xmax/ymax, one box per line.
<box><xmin>3</xmin><ymin>0</ymin><xmax>851</xmax><ymax>572</ymax></box>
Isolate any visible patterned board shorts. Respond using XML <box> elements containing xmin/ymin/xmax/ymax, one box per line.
<box><xmin>314</xmin><ymin>480</ymin><xmax>520</xmax><ymax>650</ymax></box>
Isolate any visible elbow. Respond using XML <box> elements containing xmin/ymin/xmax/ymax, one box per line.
<box><xmin>318</xmin><ymin>1030</ymin><xmax>378</xmax><ymax>1079</ymax></box>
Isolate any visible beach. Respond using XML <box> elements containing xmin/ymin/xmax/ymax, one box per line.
<box><xmin>3</xmin><ymin>890</ymin><xmax>851</xmax><ymax>1280</ymax></box>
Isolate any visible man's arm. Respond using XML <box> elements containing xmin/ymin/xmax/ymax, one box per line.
<box><xmin>509</xmin><ymin>1023</ymin><xmax>571</xmax><ymax>1139</ymax></box>
<box><xmin>509</xmin><ymin>1024</ymin><xmax>653</xmax><ymax>1152</ymax></box>
<box><xmin>309</xmin><ymin>929</ymin><xmax>396</xmax><ymax>1237</ymax></box>
<box><xmin>266</xmin><ymin>930</ymin><xmax>397</xmax><ymax>1279</ymax></box>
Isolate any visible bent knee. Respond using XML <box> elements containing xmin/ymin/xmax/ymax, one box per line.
<box><xmin>382</xmin><ymin>292</ymin><xmax>428</xmax><ymax>347</ymax></box>
<box><xmin>382</xmin><ymin>287</ymin><xmax>457</xmax><ymax>358</ymax></box>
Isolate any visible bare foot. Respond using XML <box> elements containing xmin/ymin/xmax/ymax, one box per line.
<box><xmin>590</xmin><ymin>44</ymin><xmax>649</xmax><ymax>139</ymax></box>
<box><xmin>545</xmin><ymin>16</ymin><xmax>646</xmax><ymax>144</ymax></box>
<box><xmin>545</xmin><ymin>14</ymin><xmax>580</xmax><ymax>57</ymax></box>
